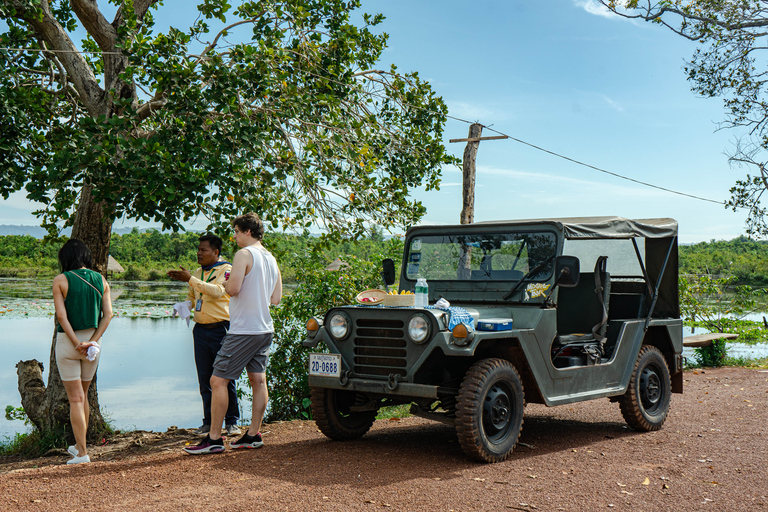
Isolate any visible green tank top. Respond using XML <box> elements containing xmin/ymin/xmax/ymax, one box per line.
<box><xmin>56</xmin><ymin>269</ymin><xmax>104</xmax><ymax>332</ymax></box>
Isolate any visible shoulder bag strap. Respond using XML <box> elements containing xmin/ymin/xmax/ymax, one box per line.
<box><xmin>67</xmin><ymin>271</ymin><xmax>103</xmax><ymax>299</ymax></box>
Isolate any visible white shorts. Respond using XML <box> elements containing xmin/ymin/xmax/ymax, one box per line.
<box><xmin>55</xmin><ymin>329</ymin><xmax>100</xmax><ymax>382</ymax></box>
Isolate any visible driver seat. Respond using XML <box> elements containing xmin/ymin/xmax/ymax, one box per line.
<box><xmin>553</xmin><ymin>256</ymin><xmax>610</xmax><ymax>362</ymax></box>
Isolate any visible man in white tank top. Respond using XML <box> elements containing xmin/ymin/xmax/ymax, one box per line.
<box><xmin>184</xmin><ymin>213</ymin><xmax>282</xmax><ymax>455</ymax></box>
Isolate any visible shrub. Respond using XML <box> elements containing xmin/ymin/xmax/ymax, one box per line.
<box><xmin>264</xmin><ymin>239</ymin><xmax>402</xmax><ymax>422</ymax></box>
<box><xmin>693</xmin><ymin>338</ymin><xmax>728</xmax><ymax>367</ymax></box>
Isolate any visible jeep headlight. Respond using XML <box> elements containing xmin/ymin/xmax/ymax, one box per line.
<box><xmin>328</xmin><ymin>312</ymin><xmax>350</xmax><ymax>341</ymax></box>
<box><xmin>408</xmin><ymin>314</ymin><xmax>430</xmax><ymax>344</ymax></box>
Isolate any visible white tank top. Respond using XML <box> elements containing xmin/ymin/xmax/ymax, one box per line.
<box><xmin>229</xmin><ymin>245</ymin><xmax>280</xmax><ymax>334</ymax></box>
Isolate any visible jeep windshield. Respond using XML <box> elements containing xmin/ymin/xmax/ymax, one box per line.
<box><xmin>404</xmin><ymin>231</ymin><xmax>557</xmax><ymax>282</ymax></box>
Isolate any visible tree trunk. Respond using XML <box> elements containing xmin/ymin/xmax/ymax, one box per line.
<box><xmin>16</xmin><ymin>189</ymin><xmax>114</xmax><ymax>441</ymax></box>
<box><xmin>71</xmin><ymin>186</ymin><xmax>113</xmax><ymax>272</ymax></box>
<box><xmin>16</xmin><ymin>331</ymin><xmax>108</xmax><ymax>441</ymax></box>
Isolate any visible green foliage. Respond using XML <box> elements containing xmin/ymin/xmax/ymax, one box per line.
<box><xmin>0</xmin><ymin>1</ymin><xmax>457</xmax><ymax>241</ymax></box>
<box><xmin>600</xmin><ymin>2</ymin><xmax>768</xmax><ymax>236</ymax></box>
<box><xmin>0</xmin><ymin>230</ymin><xmax>403</xmax><ymax>283</ymax></box>
<box><xmin>5</xmin><ymin>405</ymin><xmax>30</xmax><ymax>424</ymax></box>
<box><xmin>0</xmin><ymin>235</ymin><xmax>60</xmax><ymax>277</ymax></box>
<box><xmin>680</xmin><ymin>236</ymin><xmax>768</xmax><ymax>286</ymax></box>
<box><xmin>0</xmin><ymin>426</ymin><xmax>68</xmax><ymax>458</ymax></box>
<box><xmin>265</xmin><ymin>237</ymin><xmax>403</xmax><ymax>422</ymax></box>
<box><xmin>680</xmin><ymin>274</ymin><xmax>766</xmax><ymax>332</ymax></box>
<box><xmin>723</xmin><ymin>355</ymin><xmax>768</xmax><ymax>368</ymax></box>
<box><xmin>376</xmin><ymin>404</ymin><xmax>411</xmax><ymax>420</ymax></box>
<box><xmin>693</xmin><ymin>338</ymin><xmax>728</xmax><ymax>368</ymax></box>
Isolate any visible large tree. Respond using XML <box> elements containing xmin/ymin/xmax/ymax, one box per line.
<box><xmin>600</xmin><ymin>1</ymin><xmax>768</xmax><ymax>236</ymax></box>
<box><xmin>0</xmin><ymin>0</ymin><xmax>455</xmax><ymax>439</ymax></box>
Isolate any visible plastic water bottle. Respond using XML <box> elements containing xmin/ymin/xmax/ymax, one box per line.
<box><xmin>415</xmin><ymin>278</ymin><xmax>428</xmax><ymax>308</ymax></box>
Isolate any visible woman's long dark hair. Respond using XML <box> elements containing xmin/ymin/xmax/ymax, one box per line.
<box><xmin>58</xmin><ymin>239</ymin><xmax>95</xmax><ymax>272</ymax></box>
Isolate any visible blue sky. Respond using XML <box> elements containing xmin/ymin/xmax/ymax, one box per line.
<box><xmin>0</xmin><ymin>1</ymin><xmax>749</xmax><ymax>242</ymax></box>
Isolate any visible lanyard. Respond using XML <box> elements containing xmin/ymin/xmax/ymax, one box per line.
<box><xmin>199</xmin><ymin>268</ymin><xmax>218</xmax><ymax>300</ymax></box>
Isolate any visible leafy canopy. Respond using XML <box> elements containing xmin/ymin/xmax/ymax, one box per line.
<box><xmin>601</xmin><ymin>1</ymin><xmax>768</xmax><ymax>236</ymax></box>
<box><xmin>0</xmin><ymin>0</ymin><xmax>457</xmax><ymax>239</ymax></box>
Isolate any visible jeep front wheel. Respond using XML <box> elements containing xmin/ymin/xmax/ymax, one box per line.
<box><xmin>619</xmin><ymin>345</ymin><xmax>672</xmax><ymax>431</ymax></box>
<box><xmin>455</xmin><ymin>358</ymin><xmax>524</xmax><ymax>463</ymax></box>
<box><xmin>310</xmin><ymin>387</ymin><xmax>377</xmax><ymax>441</ymax></box>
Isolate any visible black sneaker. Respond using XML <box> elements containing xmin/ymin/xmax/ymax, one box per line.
<box><xmin>183</xmin><ymin>435</ymin><xmax>225</xmax><ymax>455</ymax></box>
<box><xmin>230</xmin><ymin>432</ymin><xmax>264</xmax><ymax>450</ymax></box>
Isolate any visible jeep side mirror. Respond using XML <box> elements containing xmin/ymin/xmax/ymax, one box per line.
<box><xmin>554</xmin><ymin>255</ymin><xmax>580</xmax><ymax>287</ymax></box>
<box><xmin>381</xmin><ymin>258</ymin><xmax>396</xmax><ymax>286</ymax></box>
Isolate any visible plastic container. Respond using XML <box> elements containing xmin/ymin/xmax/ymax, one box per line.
<box><xmin>415</xmin><ymin>278</ymin><xmax>429</xmax><ymax>308</ymax></box>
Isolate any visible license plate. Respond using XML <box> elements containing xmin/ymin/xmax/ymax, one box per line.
<box><xmin>309</xmin><ymin>353</ymin><xmax>341</xmax><ymax>378</ymax></box>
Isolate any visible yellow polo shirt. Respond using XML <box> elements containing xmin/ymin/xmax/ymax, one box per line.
<box><xmin>186</xmin><ymin>260</ymin><xmax>232</xmax><ymax>324</ymax></box>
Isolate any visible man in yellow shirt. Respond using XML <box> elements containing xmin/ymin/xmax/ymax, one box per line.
<box><xmin>168</xmin><ymin>235</ymin><xmax>240</xmax><ymax>436</ymax></box>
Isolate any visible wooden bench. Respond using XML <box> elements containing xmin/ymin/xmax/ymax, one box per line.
<box><xmin>682</xmin><ymin>333</ymin><xmax>739</xmax><ymax>348</ymax></box>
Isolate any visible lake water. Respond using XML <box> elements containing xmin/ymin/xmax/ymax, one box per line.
<box><xmin>1</xmin><ymin>278</ymin><xmax>250</xmax><ymax>441</ymax></box>
<box><xmin>1</xmin><ymin>317</ymin><xmax>217</xmax><ymax>440</ymax></box>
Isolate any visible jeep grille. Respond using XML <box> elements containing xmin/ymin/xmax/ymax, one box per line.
<box><xmin>352</xmin><ymin>318</ymin><xmax>408</xmax><ymax>378</ymax></box>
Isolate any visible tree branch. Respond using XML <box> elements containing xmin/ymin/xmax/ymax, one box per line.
<box><xmin>9</xmin><ymin>0</ymin><xmax>105</xmax><ymax>117</ymax></box>
<box><xmin>70</xmin><ymin>0</ymin><xmax>116</xmax><ymax>51</ymax></box>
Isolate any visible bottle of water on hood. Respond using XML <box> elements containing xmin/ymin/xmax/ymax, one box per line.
<box><xmin>415</xmin><ymin>278</ymin><xmax>428</xmax><ymax>308</ymax></box>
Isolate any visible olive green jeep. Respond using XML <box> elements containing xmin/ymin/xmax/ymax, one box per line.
<box><xmin>303</xmin><ymin>217</ymin><xmax>683</xmax><ymax>462</ymax></box>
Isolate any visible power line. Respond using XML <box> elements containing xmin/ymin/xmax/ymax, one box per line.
<box><xmin>0</xmin><ymin>45</ymin><xmax>733</xmax><ymax>206</ymax></box>
<box><xmin>480</xmin><ymin>125</ymin><xmax>726</xmax><ymax>205</ymax></box>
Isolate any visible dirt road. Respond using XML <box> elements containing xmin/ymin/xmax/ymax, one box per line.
<box><xmin>1</xmin><ymin>367</ymin><xmax>766</xmax><ymax>511</ymax></box>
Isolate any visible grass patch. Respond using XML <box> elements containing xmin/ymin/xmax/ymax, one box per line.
<box><xmin>0</xmin><ymin>428</ymin><xmax>67</xmax><ymax>458</ymax></box>
<box><xmin>723</xmin><ymin>355</ymin><xmax>768</xmax><ymax>368</ymax></box>
<box><xmin>377</xmin><ymin>403</ymin><xmax>412</xmax><ymax>420</ymax></box>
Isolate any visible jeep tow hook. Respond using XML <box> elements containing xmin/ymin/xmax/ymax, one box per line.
<box><xmin>387</xmin><ymin>373</ymin><xmax>402</xmax><ymax>391</ymax></box>
<box><xmin>339</xmin><ymin>370</ymin><xmax>351</xmax><ymax>386</ymax></box>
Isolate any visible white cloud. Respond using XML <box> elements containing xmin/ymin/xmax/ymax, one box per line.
<box><xmin>476</xmin><ymin>164</ymin><xmax>678</xmax><ymax>199</ymax></box>
<box><xmin>599</xmin><ymin>93</ymin><xmax>625</xmax><ymax>112</ymax></box>
<box><xmin>573</xmin><ymin>0</ymin><xmax>619</xmax><ymax>18</ymax></box>
<box><xmin>447</xmin><ymin>101</ymin><xmax>505</xmax><ymax>123</ymax></box>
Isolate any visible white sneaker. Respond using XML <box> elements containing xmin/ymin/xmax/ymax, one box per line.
<box><xmin>67</xmin><ymin>445</ymin><xmax>78</xmax><ymax>456</ymax></box>
<box><xmin>67</xmin><ymin>454</ymin><xmax>90</xmax><ymax>465</ymax></box>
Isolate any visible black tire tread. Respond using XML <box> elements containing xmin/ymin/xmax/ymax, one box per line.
<box><xmin>455</xmin><ymin>358</ymin><xmax>524</xmax><ymax>463</ymax></box>
<box><xmin>619</xmin><ymin>345</ymin><xmax>672</xmax><ymax>431</ymax></box>
<box><xmin>311</xmin><ymin>387</ymin><xmax>376</xmax><ymax>441</ymax></box>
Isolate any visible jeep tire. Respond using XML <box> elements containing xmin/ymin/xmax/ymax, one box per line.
<box><xmin>311</xmin><ymin>387</ymin><xmax>377</xmax><ymax>441</ymax></box>
<box><xmin>455</xmin><ymin>358</ymin><xmax>525</xmax><ymax>463</ymax></box>
<box><xmin>619</xmin><ymin>345</ymin><xmax>671</xmax><ymax>431</ymax></box>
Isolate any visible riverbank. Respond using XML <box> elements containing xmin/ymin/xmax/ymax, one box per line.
<box><xmin>0</xmin><ymin>367</ymin><xmax>765</xmax><ymax>511</ymax></box>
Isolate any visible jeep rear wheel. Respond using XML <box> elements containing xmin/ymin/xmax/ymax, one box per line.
<box><xmin>455</xmin><ymin>358</ymin><xmax>524</xmax><ymax>463</ymax></box>
<box><xmin>310</xmin><ymin>387</ymin><xmax>377</xmax><ymax>441</ymax></box>
<box><xmin>619</xmin><ymin>345</ymin><xmax>671</xmax><ymax>431</ymax></box>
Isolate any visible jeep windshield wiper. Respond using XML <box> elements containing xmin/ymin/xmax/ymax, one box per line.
<box><xmin>502</xmin><ymin>254</ymin><xmax>555</xmax><ymax>300</ymax></box>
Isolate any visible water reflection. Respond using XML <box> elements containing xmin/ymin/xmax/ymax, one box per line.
<box><xmin>2</xmin><ymin>305</ymin><xmax>251</xmax><ymax>440</ymax></box>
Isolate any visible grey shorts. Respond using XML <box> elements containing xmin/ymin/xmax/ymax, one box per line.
<box><xmin>212</xmin><ymin>332</ymin><xmax>273</xmax><ymax>380</ymax></box>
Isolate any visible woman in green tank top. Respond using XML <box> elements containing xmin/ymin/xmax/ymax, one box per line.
<box><xmin>52</xmin><ymin>239</ymin><xmax>113</xmax><ymax>465</ymax></box>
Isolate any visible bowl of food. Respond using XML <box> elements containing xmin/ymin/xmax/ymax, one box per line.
<box><xmin>355</xmin><ymin>289</ymin><xmax>387</xmax><ymax>305</ymax></box>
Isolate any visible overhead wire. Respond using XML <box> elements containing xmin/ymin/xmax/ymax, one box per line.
<box><xmin>0</xmin><ymin>44</ymin><xmax>734</xmax><ymax>207</ymax></box>
<box><xmin>481</xmin><ymin>125</ymin><xmax>726</xmax><ymax>205</ymax></box>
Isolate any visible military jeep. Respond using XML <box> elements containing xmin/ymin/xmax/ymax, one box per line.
<box><xmin>303</xmin><ymin>217</ymin><xmax>683</xmax><ymax>462</ymax></box>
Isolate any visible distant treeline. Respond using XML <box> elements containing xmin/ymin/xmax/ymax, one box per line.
<box><xmin>0</xmin><ymin>228</ymin><xmax>398</xmax><ymax>282</ymax></box>
<box><xmin>2</xmin><ymin>231</ymin><xmax>768</xmax><ymax>286</ymax></box>
<box><xmin>679</xmin><ymin>236</ymin><xmax>768</xmax><ymax>287</ymax></box>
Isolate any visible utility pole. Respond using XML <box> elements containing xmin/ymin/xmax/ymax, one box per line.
<box><xmin>450</xmin><ymin>124</ymin><xmax>508</xmax><ymax>224</ymax></box>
